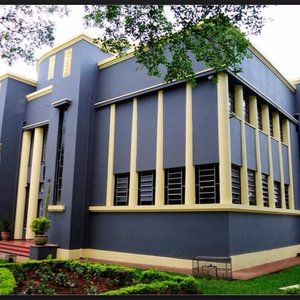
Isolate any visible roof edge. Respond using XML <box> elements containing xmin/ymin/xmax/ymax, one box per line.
<box><xmin>0</xmin><ymin>72</ymin><xmax>37</xmax><ymax>87</ymax></box>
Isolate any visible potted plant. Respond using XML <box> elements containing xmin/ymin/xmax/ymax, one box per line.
<box><xmin>0</xmin><ymin>216</ymin><xmax>12</xmax><ymax>241</ymax></box>
<box><xmin>30</xmin><ymin>216</ymin><xmax>51</xmax><ymax>245</ymax></box>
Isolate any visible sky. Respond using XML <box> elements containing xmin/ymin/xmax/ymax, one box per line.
<box><xmin>2</xmin><ymin>5</ymin><xmax>300</xmax><ymax>82</ymax></box>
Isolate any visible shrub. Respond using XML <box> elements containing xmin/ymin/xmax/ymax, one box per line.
<box><xmin>140</xmin><ymin>269</ymin><xmax>187</xmax><ymax>284</ymax></box>
<box><xmin>284</xmin><ymin>287</ymin><xmax>300</xmax><ymax>294</ymax></box>
<box><xmin>0</xmin><ymin>268</ymin><xmax>16</xmax><ymax>295</ymax></box>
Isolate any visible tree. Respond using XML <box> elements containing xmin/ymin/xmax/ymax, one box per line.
<box><xmin>0</xmin><ymin>5</ymin><xmax>267</xmax><ymax>86</ymax></box>
<box><xmin>84</xmin><ymin>5</ymin><xmax>267</xmax><ymax>85</ymax></box>
<box><xmin>0</xmin><ymin>5</ymin><xmax>69</xmax><ymax>65</ymax></box>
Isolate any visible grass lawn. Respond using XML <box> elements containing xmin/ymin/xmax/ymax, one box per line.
<box><xmin>195</xmin><ymin>265</ymin><xmax>300</xmax><ymax>294</ymax></box>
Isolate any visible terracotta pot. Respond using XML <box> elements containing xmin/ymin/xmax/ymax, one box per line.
<box><xmin>34</xmin><ymin>234</ymin><xmax>48</xmax><ymax>245</ymax></box>
<box><xmin>1</xmin><ymin>231</ymin><xmax>9</xmax><ymax>241</ymax></box>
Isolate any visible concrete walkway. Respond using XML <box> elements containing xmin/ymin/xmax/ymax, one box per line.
<box><xmin>233</xmin><ymin>256</ymin><xmax>300</xmax><ymax>280</ymax></box>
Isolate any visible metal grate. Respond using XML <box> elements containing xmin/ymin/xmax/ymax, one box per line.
<box><xmin>228</xmin><ymin>85</ymin><xmax>235</xmax><ymax>114</ymax></box>
<box><xmin>248</xmin><ymin>169</ymin><xmax>256</xmax><ymax>206</ymax></box>
<box><xmin>285</xmin><ymin>184</ymin><xmax>289</xmax><ymax>209</ymax></box>
<box><xmin>243</xmin><ymin>93</ymin><xmax>250</xmax><ymax>123</ymax></box>
<box><xmin>262</xmin><ymin>173</ymin><xmax>269</xmax><ymax>207</ymax></box>
<box><xmin>196</xmin><ymin>164</ymin><xmax>219</xmax><ymax>204</ymax></box>
<box><xmin>274</xmin><ymin>181</ymin><xmax>281</xmax><ymax>208</ymax></box>
<box><xmin>138</xmin><ymin>171</ymin><xmax>155</xmax><ymax>205</ymax></box>
<box><xmin>165</xmin><ymin>167</ymin><xmax>185</xmax><ymax>205</ymax></box>
<box><xmin>114</xmin><ymin>173</ymin><xmax>130</xmax><ymax>206</ymax></box>
<box><xmin>269</xmin><ymin>110</ymin><xmax>274</xmax><ymax>137</ymax></box>
<box><xmin>257</xmin><ymin>102</ymin><xmax>263</xmax><ymax>130</ymax></box>
<box><xmin>232</xmin><ymin>165</ymin><xmax>241</xmax><ymax>204</ymax></box>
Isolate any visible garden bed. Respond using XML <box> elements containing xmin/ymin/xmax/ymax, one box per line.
<box><xmin>0</xmin><ymin>259</ymin><xmax>200</xmax><ymax>295</ymax></box>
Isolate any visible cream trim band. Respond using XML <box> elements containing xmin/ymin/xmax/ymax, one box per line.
<box><xmin>56</xmin><ymin>244</ymin><xmax>300</xmax><ymax>272</ymax></box>
<box><xmin>26</xmin><ymin>85</ymin><xmax>53</xmax><ymax>101</ymax></box>
<box><xmin>89</xmin><ymin>203</ymin><xmax>300</xmax><ymax>216</ymax></box>
<box><xmin>0</xmin><ymin>72</ymin><xmax>37</xmax><ymax>86</ymax></box>
<box><xmin>48</xmin><ymin>205</ymin><xmax>65</xmax><ymax>212</ymax></box>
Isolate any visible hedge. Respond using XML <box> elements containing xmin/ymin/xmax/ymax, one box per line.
<box><xmin>0</xmin><ymin>268</ymin><xmax>16</xmax><ymax>295</ymax></box>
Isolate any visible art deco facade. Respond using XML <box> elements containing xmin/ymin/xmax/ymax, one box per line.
<box><xmin>0</xmin><ymin>34</ymin><xmax>300</xmax><ymax>271</ymax></box>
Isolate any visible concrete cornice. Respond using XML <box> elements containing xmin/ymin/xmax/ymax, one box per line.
<box><xmin>0</xmin><ymin>72</ymin><xmax>37</xmax><ymax>87</ymax></box>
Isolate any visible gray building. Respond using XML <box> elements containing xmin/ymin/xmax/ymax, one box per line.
<box><xmin>0</xmin><ymin>33</ymin><xmax>300</xmax><ymax>271</ymax></box>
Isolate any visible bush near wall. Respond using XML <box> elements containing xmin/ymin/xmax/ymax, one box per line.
<box><xmin>0</xmin><ymin>268</ymin><xmax>16</xmax><ymax>295</ymax></box>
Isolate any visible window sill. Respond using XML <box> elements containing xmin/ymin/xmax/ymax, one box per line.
<box><xmin>48</xmin><ymin>205</ymin><xmax>65</xmax><ymax>212</ymax></box>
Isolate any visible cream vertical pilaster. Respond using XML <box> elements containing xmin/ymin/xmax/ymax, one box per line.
<box><xmin>155</xmin><ymin>90</ymin><xmax>164</xmax><ymax>206</ymax></box>
<box><xmin>25</xmin><ymin>127</ymin><xmax>44</xmax><ymax>239</ymax></box>
<box><xmin>261</xmin><ymin>104</ymin><xmax>275</xmax><ymax>208</ymax></box>
<box><xmin>129</xmin><ymin>98</ymin><xmax>138</xmax><ymax>206</ymax></box>
<box><xmin>217</xmin><ymin>73</ymin><xmax>232</xmax><ymax>204</ymax></box>
<box><xmin>249</xmin><ymin>96</ymin><xmax>263</xmax><ymax>207</ymax></box>
<box><xmin>282</xmin><ymin>119</ymin><xmax>295</xmax><ymax>210</ymax></box>
<box><xmin>273</xmin><ymin>112</ymin><xmax>286</xmax><ymax>209</ymax></box>
<box><xmin>14</xmin><ymin>131</ymin><xmax>32</xmax><ymax>239</ymax></box>
<box><xmin>234</xmin><ymin>85</ymin><xmax>249</xmax><ymax>205</ymax></box>
<box><xmin>185</xmin><ymin>83</ymin><xmax>195</xmax><ymax>205</ymax></box>
<box><xmin>106</xmin><ymin>104</ymin><xmax>116</xmax><ymax>206</ymax></box>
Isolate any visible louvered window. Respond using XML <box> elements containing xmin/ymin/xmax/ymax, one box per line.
<box><xmin>262</xmin><ymin>173</ymin><xmax>269</xmax><ymax>207</ymax></box>
<box><xmin>114</xmin><ymin>173</ymin><xmax>130</xmax><ymax>206</ymax></box>
<box><xmin>274</xmin><ymin>181</ymin><xmax>281</xmax><ymax>208</ymax></box>
<box><xmin>248</xmin><ymin>169</ymin><xmax>256</xmax><ymax>206</ymax></box>
<box><xmin>165</xmin><ymin>167</ymin><xmax>185</xmax><ymax>205</ymax></box>
<box><xmin>228</xmin><ymin>85</ymin><xmax>235</xmax><ymax>114</ymax></box>
<box><xmin>243</xmin><ymin>93</ymin><xmax>250</xmax><ymax>123</ymax></box>
<box><xmin>138</xmin><ymin>171</ymin><xmax>155</xmax><ymax>205</ymax></box>
<box><xmin>285</xmin><ymin>184</ymin><xmax>289</xmax><ymax>209</ymax></box>
<box><xmin>257</xmin><ymin>102</ymin><xmax>263</xmax><ymax>130</ymax></box>
<box><xmin>269</xmin><ymin>110</ymin><xmax>274</xmax><ymax>137</ymax></box>
<box><xmin>195</xmin><ymin>164</ymin><xmax>219</xmax><ymax>204</ymax></box>
<box><xmin>232</xmin><ymin>165</ymin><xmax>241</xmax><ymax>204</ymax></box>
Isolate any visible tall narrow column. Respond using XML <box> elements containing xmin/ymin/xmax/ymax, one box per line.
<box><xmin>273</xmin><ymin>112</ymin><xmax>286</xmax><ymax>209</ymax></box>
<box><xmin>217</xmin><ymin>73</ymin><xmax>232</xmax><ymax>204</ymax></box>
<box><xmin>155</xmin><ymin>90</ymin><xmax>164</xmax><ymax>206</ymax></box>
<box><xmin>106</xmin><ymin>104</ymin><xmax>116</xmax><ymax>206</ymax></box>
<box><xmin>262</xmin><ymin>104</ymin><xmax>275</xmax><ymax>208</ymax></box>
<box><xmin>249</xmin><ymin>96</ymin><xmax>263</xmax><ymax>207</ymax></box>
<box><xmin>129</xmin><ymin>98</ymin><xmax>138</xmax><ymax>206</ymax></box>
<box><xmin>25</xmin><ymin>127</ymin><xmax>44</xmax><ymax>239</ymax></box>
<box><xmin>14</xmin><ymin>131</ymin><xmax>32</xmax><ymax>239</ymax></box>
<box><xmin>185</xmin><ymin>83</ymin><xmax>195</xmax><ymax>205</ymax></box>
<box><xmin>282</xmin><ymin>119</ymin><xmax>295</xmax><ymax>210</ymax></box>
<box><xmin>235</xmin><ymin>85</ymin><xmax>249</xmax><ymax>205</ymax></box>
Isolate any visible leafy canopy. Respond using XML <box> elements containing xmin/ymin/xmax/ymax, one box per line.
<box><xmin>84</xmin><ymin>5</ymin><xmax>267</xmax><ymax>85</ymax></box>
<box><xmin>0</xmin><ymin>5</ymin><xmax>267</xmax><ymax>85</ymax></box>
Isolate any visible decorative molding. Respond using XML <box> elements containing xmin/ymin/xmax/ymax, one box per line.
<box><xmin>52</xmin><ymin>98</ymin><xmax>71</xmax><ymax>109</ymax></box>
<box><xmin>36</xmin><ymin>33</ymin><xmax>103</xmax><ymax>70</ymax></box>
<box><xmin>63</xmin><ymin>48</ymin><xmax>73</xmax><ymax>78</ymax></box>
<box><xmin>23</xmin><ymin>120</ymin><xmax>49</xmax><ymax>130</ymax></box>
<box><xmin>88</xmin><ymin>203</ymin><xmax>300</xmax><ymax>216</ymax></box>
<box><xmin>98</xmin><ymin>49</ymin><xmax>135</xmax><ymax>69</ymax></box>
<box><xmin>47</xmin><ymin>205</ymin><xmax>65</xmax><ymax>212</ymax></box>
<box><xmin>26</xmin><ymin>85</ymin><xmax>53</xmax><ymax>101</ymax></box>
<box><xmin>48</xmin><ymin>55</ymin><xmax>56</xmax><ymax>80</ymax></box>
<box><xmin>0</xmin><ymin>72</ymin><xmax>37</xmax><ymax>87</ymax></box>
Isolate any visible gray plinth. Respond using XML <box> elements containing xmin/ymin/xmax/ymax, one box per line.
<box><xmin>29</xmin><ymin>244</ymin><xmax>58</xmax><ymax>260</ymax></box>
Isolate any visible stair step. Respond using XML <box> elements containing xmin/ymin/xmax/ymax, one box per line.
<box><xmin>0</xmin><ymin>248</ymin><xmax>29</xmax><ymax>257</ymax></box>
<box><xmin>0</xmin><ymin>243</ymin><xmax>30</xmax><ymax>252</ymax></box>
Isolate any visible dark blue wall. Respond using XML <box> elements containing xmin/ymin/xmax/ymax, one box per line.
<box><xmin>239</xmin><ymin>50</ymin><xmax>295</xmax><ymax>116</ymax></box>
<box><xmin>114</xmin><ymin>100</ymin><xmax>133</xmax><ymax>174</ymax></box>
<box><xmin>259</xmin><ymin>132</ymin><xmax>269</xmax><ymax>174</ymax></box>
<box><xmin>245</xmin><ymin>125</ymin><xmax>256</xmax><ymax>170</ymax></box>
<box><xmin>136</xmin><ymin>93</ymin><xmax>157</xmax><ymax>172</ymax></box>
<box><xmin>88</xmin><ymin>212</ymin><xmax>230</xmax><ymax>258</ymax></box>
<box><xmin>192</xmin><ymin>80</ymin><xmax>219</xmax><ymax>165</ymax></box>
<box><xmin>163</xmin><ymin>85</ymin><xmax>186</xmax><ymax>169</ymax></box>
<box><xmin>25</xmin><ymin>94</ymin><xmax>51</xmax><ymax>125</ymax></box>
<box><xmin>230</xmin><ymin>117</ymin><xmax>242</xmax><ymax>166</ymax></box>
<box><xmin>271</xmin><ymin>139</ymin><xmax>280</xmax><ymax>182</ymax></box>
<box><xmin>90</xmin><ymin>107</ymin><xmax>110</xmax><ymax>206</ymax></box>
<box><xmin>282</xmin><ymin>144</ymin><xmax>289</xmax><ymax>185</ymax></box>
<box><xmin>0</xmin><ymin>78</ymin><xmax>35</xmax><ymax>219</ymax></box>
<box><xmin>229</xmin><ymin>212</ymin><xmax>300</xmax><ymax>255</ymax></box>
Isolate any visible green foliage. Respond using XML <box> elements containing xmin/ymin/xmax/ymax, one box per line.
<box><xmin>0</xmin><ymin>259</ymin><xmax>7</xmax><ymax>264</ymax></box>
<box><xmin>283</xmin><ymin>287</ymin><xmax>300</xmax><ymax>294</ymax></box>
<box><xmin>0</xmin><ymin>5</ymin><xmax>69</xmax><ymax>65</ymax></box>
<box><xmin>0</xmin><ymin>215</ymin><xmax>12</xmax><ymax>232</ymax></box>
<box><xmin>84</xmin><ymin>5</ymin><xmax>267</xmax><ymax>86</ymax></box>
<box><xmin>30</xmin><ymin>216</ymin><xmax>51</xmax><ymax>235</ymax></box>
<box><xmin>0</xmin><ymin>268</ymin><xmax>16</xmax><ymax>295</ymax></box>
